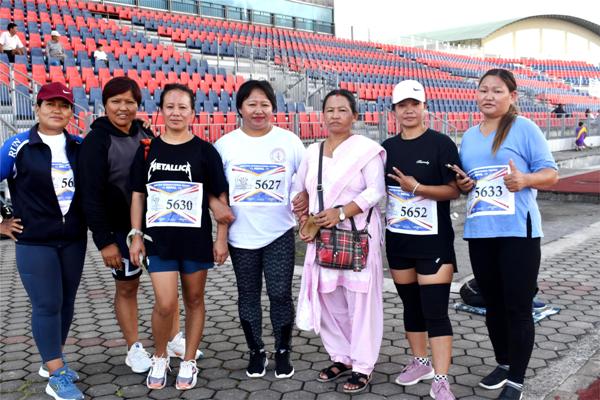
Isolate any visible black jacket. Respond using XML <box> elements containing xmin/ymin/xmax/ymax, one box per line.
<box><xmin>0</xmin><ymin>124</ymin><xmax>87</xmax><ymax>245</ymax></box>
<box><xmin>78</xmin><ymin>117</ymin><xmax>151</xmax><ymax>250</ymax></box>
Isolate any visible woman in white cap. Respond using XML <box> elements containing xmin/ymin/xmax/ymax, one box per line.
<box><xmin>46</xmin><ymin>30</ymin><xmax>66</xmax><ymax>65</ymax></box>
<box><xmin>383</xmin><ymin>80</ymin><xmax>460</xmax><ymax>400</ymax></box>
<box><xmin>0</xmin><ymin>82</ymin><xmax>86</xmax><ymax>400</ymax></box>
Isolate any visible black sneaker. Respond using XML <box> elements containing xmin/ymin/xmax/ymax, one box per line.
<box><xmin>497</xmin><ymin>385</ymin><xmax>523</xmax><ymax>400</ymax></box>
<box><xmin>479</xmin><ymin>366</ymin><xmax>509</xmax><ymax>390</ymax></box>
<box><xmin>246</xmin><ymin>349</ymin><xmax>267</xmax><ymax>378</ymax></box>
<box><xmin>274</xmin><ymin>349</ymin><xmax>294</xmax><ymax>378</ymax></box>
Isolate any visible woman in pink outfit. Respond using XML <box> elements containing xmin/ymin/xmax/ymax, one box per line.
<box><xmin>294</xmin><ymin>89</ymin><xmax>386</xmax><ymax>394</ymax></box>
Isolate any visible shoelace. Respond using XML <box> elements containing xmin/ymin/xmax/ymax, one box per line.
<box><xmin>150</xmin><ymin>357</ymin><xmax>170</xmax><ymax>378</ymax></box>
<box><xmin>179</xmin><ymin>360</ymin><xmax>197</xmax><ymax>378</ymax></box>
<box><xmin>131</xmin><ymin>346</ymin><xmax>151</xmax><ymax>362</ymax></box>
<box><xmin>50</xmin><ymin>374</ymin><xmax>73</xmax><ymax>391</ymax></box>
<box><xmin>402</xmin><ymin>359</ymin><xmax>419</xmax><ymax>373</ymax></box>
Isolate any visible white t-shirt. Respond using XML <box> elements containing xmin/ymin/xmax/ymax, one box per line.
<box><xmin>0</xmin><ymin>31</ymin><xmax>24</xmax><ymax>51</ymax></box>
<box><xmin>38</xmin><ymin>131</ymin><xmax>75</xmax><ymax>216</ymax></box>
<box><xmin>93</xmin><ymin>50</ymin><xmax>108</xmax><ymax>61</ymax></box>
<box><xmin>214</xmin><ymin>126</ymin><xmax>306</xmax><ymax>249</ymax></box>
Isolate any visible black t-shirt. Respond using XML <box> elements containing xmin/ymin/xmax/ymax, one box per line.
<box><xmin>130</xmin><ymin>136</ymin><xmax>228</xmax><ymax>262</ymax></box>
<box><xmin>382</xmin><ymin>129</ymin><xmax>460</xmax><ymax>261</ymax></box>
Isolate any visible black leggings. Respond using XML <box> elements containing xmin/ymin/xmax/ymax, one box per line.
<box><xmin>468</xmin><ymin>236</ymin><xmax>541</xmax><ymax>384</ymax></box>
<box><xmin>229</xmin><ymin>229</ymin><xmax>295</xmax><ymax>351</ymax></box>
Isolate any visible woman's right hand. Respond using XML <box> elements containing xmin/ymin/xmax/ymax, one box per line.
<box><xmin>0</xmin><ymin>217</ymin><xmax>23</xmax><ymax>241</ymax></box>
<box><xmin>129</xmin><ymin>236</ymin><xmax>146</xmax><ymax>268</ymax></box>
<box><xmin>101</xmin><ymin>243</ymin><xmax>123</xmax><ymax>269</ymax></box>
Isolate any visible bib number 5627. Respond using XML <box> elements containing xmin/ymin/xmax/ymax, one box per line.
<box><xmin>255</xmin><ymin>179</ymin><xmax>281</xmax><ymax>190</ymax></box>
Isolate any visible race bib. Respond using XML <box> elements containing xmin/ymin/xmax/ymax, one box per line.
<box><xmin>386</xmin><ymin>186</ymin><xmax>438</xmax><ymax>235</ymax></box>
<box><xmin>146</xmin><ymin>181</ymin><xmax>203</xmax><ymax>228</ymax></box>
<box><xmin>51</xmin><ymin>161</ymin><xmax>75</xmax><ymax>216</ymax></box>
<box><xmin>466</xmin><ymin>165</ymin><xmax>515</xmax><ymax>218</ymax></box>
<box><xmin>230</xmin><ymin>163</ymin><xmax>287</xmax><ymax>206</ymax></box>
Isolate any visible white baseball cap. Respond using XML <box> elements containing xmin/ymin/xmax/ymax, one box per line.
<box><xmin>51</xmin><ymin>30</ymin><xmax>60</xmax><ymax>37</ymax></box>
<box><xmin>392</xmin><ymin>79</ymin><xmax>426</xmax><ymax>104</ymax></box>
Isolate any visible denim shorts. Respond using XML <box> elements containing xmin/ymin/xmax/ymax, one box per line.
<box><xmin>147</xmin><ymin>257</ymin><xmax>213</xmax><ymax>274</ymax></box>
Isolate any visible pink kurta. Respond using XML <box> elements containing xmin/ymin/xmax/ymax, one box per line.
<box><xmin>294</xmin><ymin>134</ymin><xmax>386</xmax><ymax>374</ymax></box>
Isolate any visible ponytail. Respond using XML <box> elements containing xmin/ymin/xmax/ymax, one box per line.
<box><xmin>491</xmin><ymin>103</ymin><xmax>518</xmax><ymax>155</ymax></box>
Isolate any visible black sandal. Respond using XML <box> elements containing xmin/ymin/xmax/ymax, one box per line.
<box><xmin>317</xmin><ymin>362</ymin><xmax>352</xmax><ymax>382</ymax></box>
<box><xmin>343</xmin><ymin>371</ymin><xmax>372</xmax><ymax>394</ymax></box>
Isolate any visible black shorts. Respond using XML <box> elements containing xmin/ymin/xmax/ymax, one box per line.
<box><xmin>110</xmin><ymin>232</ymin><xmax>143</xmax><ymax>281</ymax></box>
<box><xmin>388</xmin><ymin>255</ymin><xmax>457</xmax><ymax>275</ymax></box>
<box><xmin>3</xmin><ymin>50</ymin><xmax>15</xmax><ymax>63</ymax></box>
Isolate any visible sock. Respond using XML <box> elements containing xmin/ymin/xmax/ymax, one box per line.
<box><xmin>506</xmin><ymin>380</ymin><xmax>523</xmax><ymax>390</ymax></box>
<box><xmin>415</xmin><ymin>356</ymin><xmax>430</xmax><ymax>366</ymax></box>
<box><xmin>499</xmin><ymin>364</ymin><xmax>509</xmax><ymax>370</ymax></box>
<box><xmin>434</xmin><ymin>374</ymin><xmax>448</xmax><ymax>382</ymax></box>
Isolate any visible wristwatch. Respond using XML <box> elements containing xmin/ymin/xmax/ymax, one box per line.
<box><xmin>338</xmin><ymin>207</ymin><xmax>346</xmax><ymax>222</ymax></box>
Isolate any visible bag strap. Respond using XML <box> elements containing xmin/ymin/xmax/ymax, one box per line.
<box><xmin>320</xmin><ymin>141</ymin><xmax>373</xmax><ymax>231</ymax></box>
<box><xmin>317</xmin><ymin>141</ymin><xmax>325</xmax><ymax>213</ymax></box>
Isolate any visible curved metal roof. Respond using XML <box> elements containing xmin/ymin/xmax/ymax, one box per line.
<box><xmin>417</xmin><ymin>15</ymin><xmax>600</xmax><ymax>42</ymax></box>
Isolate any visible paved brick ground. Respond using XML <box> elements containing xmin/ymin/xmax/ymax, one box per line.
<box><xmin>1</xmin><ymin>225</ymin><xmax>599</xmax><ymax>399</ymax></box>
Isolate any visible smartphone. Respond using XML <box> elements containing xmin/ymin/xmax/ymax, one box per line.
<box><xmin>445</xmin><ymin>164</ymin><xmax>469</xmax><ymax>179</ymax></box>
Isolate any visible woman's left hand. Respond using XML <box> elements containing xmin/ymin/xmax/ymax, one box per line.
<box><xmin>314</xmin><ymin>208</ymin><xmax>341</xmax><ymax>228</ymax></box>
<box><xmin>388</xmin><ymin>167</ymin><xmax>419</xmax><ymax>193</ymax></box>
<box><xmin>213</xmin><ymin>237</ymin><xmax>229</xmax><ymax>265</ymax></box>
<box><xmin>504</xmin><ymin>160</ymin><xmax>529</xmax><ymax>192</ymax></box>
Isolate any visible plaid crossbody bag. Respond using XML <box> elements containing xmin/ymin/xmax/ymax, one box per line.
<box><xmin>315</xmin><ymin>141</ymin><xmax>372</xmax><ymax>272</ymax></box>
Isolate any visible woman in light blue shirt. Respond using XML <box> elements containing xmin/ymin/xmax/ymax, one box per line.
<box><xmin>451</xmin><ymin>69</ymin><xmax>558</xmax><ymax>400</ymax></box>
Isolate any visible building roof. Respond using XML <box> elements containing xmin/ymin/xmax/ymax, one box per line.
<box><xmin>417</xmin><ymin>15</ymin><xmax>600</xmax><ymax>42</ymax></box>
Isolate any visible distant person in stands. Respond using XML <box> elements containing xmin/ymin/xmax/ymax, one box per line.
<box><xmin>0</xmin><ymin>83</ymin><xmax>87</xmax><ymax>400</ymax></box>
<box><xmin>46</xmin><ymin>31</ymin><xmax>66</xmax><ymax>66</ymax></box>
<box><xmin>0</xmin><ymin>23</ymin><xmax>26</xmax><ymax>63</ymax></box>
<box><xmin>551</xmin><ymin>103</ymin><xmax>566</xmax><ymax>118</ymax></box>
<box><xmin>575</xmin><ymin>121</ymin><xmax>588</xmax><ymax>151</ymax></box>
<box><xmin>454</xmin><ymin>69</ymin><xmax>558</xmax><ymax>400</ymax></box>
<box><xmin>94</xmin><ymin>43</ymin><xmax>108</xmax><ymax>63</ymax></box>
<box><xmin>584</xmin><ymin>108</ymin><xmax>591</xmax><ymax>119</ymax></box>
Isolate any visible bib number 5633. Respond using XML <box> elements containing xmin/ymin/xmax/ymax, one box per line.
<box><xmin>474</xmin><ymin>185</ymin><xmax>503</xmax><ymax>198</ymax></box>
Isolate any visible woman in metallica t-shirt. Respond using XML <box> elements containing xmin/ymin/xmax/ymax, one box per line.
<box><xmin>382</xmin><ymin>80</ymin><xmax>461</xmax><ymax>400</ymax></box>
<box><xmin>129</xmin><ymin>84</ymin><xmax>230</xmax><ymax>391</ymax></box>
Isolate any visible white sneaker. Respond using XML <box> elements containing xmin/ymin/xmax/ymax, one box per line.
<box><xmin>146</xmin><ymin>356</ymin><xmax>170</xmax><ymax>390</ymax></box>
<box><xmin>125</xmin><ymin>342</ymin><xmax>153</xmax><ymax>373</ymax></box>
<box><xmin>167</xmin><ymin>332</ymin><xmax>204</xmax><ymax>360</ymax></box>
<box><xmin>175</xmin><ymin>359</ymin><xmax>198</xmax><ymax>390</ymax></box>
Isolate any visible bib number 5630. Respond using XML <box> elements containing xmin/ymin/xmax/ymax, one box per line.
<box><xmin>166</xmin><ymin>199</ymin><xmax>193</xmax><ymax>211</ymax></box>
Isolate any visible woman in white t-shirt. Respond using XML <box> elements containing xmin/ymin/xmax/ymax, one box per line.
<box><xmin>214</xmin><ymin>80</ymin><xmax>306</xmax><ymax>380</ymax></box>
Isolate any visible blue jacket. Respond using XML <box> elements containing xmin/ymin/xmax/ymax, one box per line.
<box><xmin>0</xmin><ymin>124</ymin><xmax>87</xmax><ymax>245</ymax></box>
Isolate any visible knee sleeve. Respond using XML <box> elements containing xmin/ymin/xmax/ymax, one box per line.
<box><xmin>420</xmin><ymin>283</ymin><xmax>452</xmax><ymax>338</ymax></box>
<box><xmin>395</xmin><ymin>282</ymin><xmax>426</xmax><ymax>332</ymax></box>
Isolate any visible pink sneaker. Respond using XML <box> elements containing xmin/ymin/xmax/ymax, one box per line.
<box><xmin>395</xmin><ymin>358</ymin><xmax>434</xmax><ymax>386</ymax></box>
<box><xmin>430</xmin><ymin>379</ymin><xmax>456</xmax><ymax>399</ymax></box>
